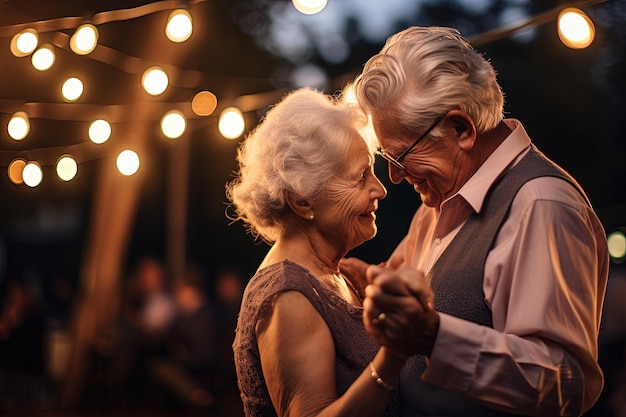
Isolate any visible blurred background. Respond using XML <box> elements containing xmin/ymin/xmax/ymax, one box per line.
<box><xmin>0</xmin><ymin>0</ymin><xmax>625</xmax><ymax>415</ymax></box>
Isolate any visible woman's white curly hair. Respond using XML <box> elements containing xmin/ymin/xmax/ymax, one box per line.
<box><xmin>225</xmin><ymin>87</ymin><xmax>373</xmax><ymax>244</ymax></box>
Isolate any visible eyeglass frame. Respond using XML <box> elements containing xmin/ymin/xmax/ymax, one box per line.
<box><xmin>376</xmin><ymin>114</ymin><xmax>446</xmax><ymax>170</ymax></box>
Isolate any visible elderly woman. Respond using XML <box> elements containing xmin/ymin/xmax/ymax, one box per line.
<box><xmin>226</xmin><ymin>88</ymin><xmax>405</xmax><ymax>417</ymax></box>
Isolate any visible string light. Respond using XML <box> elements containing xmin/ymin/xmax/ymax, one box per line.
<box><xmin>56</xmin><ymin>156</ymin><xmax>78</xmax><ymax>181</ymax></box>
<box><xmin>70</xmin><ymin>23</ymin><xmax>99</xmax><ymax>55</ymax></box>
<box><xmin>342</xmin><ymin>83</ymin><xmax>357</xmax><ymax>105</ymax></box>
<box><xmin>22</xmin><ymin>161</ymin><xmax>43</xmax><ymax>187</ymax></box>
<box><xmin>161</xmin><ymin>110</ymin><xmax>187</xmax><ymax>139</ymax></box>
<box><xmin>165</xmin><ymin>9</ymin><xmax>193</xmax><ymax>43</ymax></box>
<box><xmin>10</xmin><ymin>28</ymin><xmax>38</xmax><ymax>57</ymax></box>
<box><xmin>31</xmin><ymin>44</ymin><xmax>55</xmax><ymax>71</ymax></box>
<box><xmin>607</xmin><ymin>231</ymin><xmax>626</xmax><ymax>263</ymax></box>
<box><xmin>8</xmin><ymin>159</ymin><xmax>26</xmax><ymax>185</ymax></box>
<box><xmin>8</xmin><ymin>112</ymin><xmax>30</xmax><ymax>140</ymax></box>
<box><xmin>88</xmin><ymin>120</ymin><xmax>112</xmax><ymax>144</ymax></box>
<box><xmin>142</xmin><ymin>67</ymin><xmax>169</xmax><ymax>96</ymax></box>
<box><xmin>116</xmin><ymin>150</ymin><xmax>140</xmax><ymax>176</ymax></box>
<box><xmin>557</xmin><ymin>8</ymin><xmax>595</xmax><ymax>49</ymax></box>
<box><xmin>192</xmin><ymin>91</ymin><xmax>218</xmax><ymax>116</ymax></box>
<box><xmin>218</xmin><ymin>107</ymin><xmax>245</xmax><ymax>140</ymax></box>
<box><xmin>0</xmin><ymin>0</ymin><xmax>606</xmax><ymax>187</ymax></box>
<box><xmin>61</xmin><ymin>77</ymin><xmax>84</xmax><ymax>102</ymax></box>
<box><xmin>292</xmin><ymin>0</ymin><xmax>328</xmax><ymax>15</ymax></box>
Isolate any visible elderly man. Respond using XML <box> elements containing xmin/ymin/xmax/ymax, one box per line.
<box><xmin>344</xmin><ymin>26</ymin><xmax>609</xmax><ymax>416</ymax></box>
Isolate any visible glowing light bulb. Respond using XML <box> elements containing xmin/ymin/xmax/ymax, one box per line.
<box><xmin>56</xmin><ymin>156</ymin><xmax>78</xmax><ymax>181</ymax></box>
<box><xmin>62</xmin><ymin>77</ymin><xmax>84</xmax><ymax>102</ymax></box>
<box><xmin>161</xmin><ymin>110</ymin><xmax>187</xmax><ymax>139</ymax></box>
<box><xmin>70</xmin><ymin>24</ymin><xmax>98</xmax><ymax>55</ymax></box>
<box><xmin>558</xmin><ymin>8</ymin><xmax>595</xmax><ymax>49</ymax></box>
<box><xmin>219</xmin><ymin>107</ymin><xmax>245</xmax><ymax>140</ymax></box>
<box><xmin>8</xmin><ymin>112</ymin><xmax>30</xmax><ymax>140</ymax></box>
<box><xmin>342</xmin><ymin>83</ymin><xmax>357</xmax><ymax>105</ymax></box>
<box><xmin>117</xmin><ymin>150</ymin><xmax>140</xmax><ymax>176</ymax></box>
<box><xmin>142</xmin><ymin>67</ymin><xmax>169</xmax><ymax>96</ymax></box>
<box><xmin>23</xmin><ymin>162</ymin><xmax>43</xmax><ymax>187</ymax></box>
<box><xmin>192</xmin><ymin>91</ymin><xmax>218</xmax><ymax>116</ymax></box>
<box><xmin>292</xmin><ymin>0</ymin><xmax>328</xmax><ymax>15</ymax></box>
<box><xmin>11</xmin><ymin>29</ymin><xmax>38</xmax><ymax>57</ymax></box>
<box><xmin>89</xmin><ymin>119</ymin><xmax>112</xmax><ymax>144</ymax></box>
<box><xmin>8</xmin><ymin>159</ymin><xmax>26</xmax><ymax>184</ymax></box>
<box><xmin>166</xmin><ymin>9</ymin><xmax>193</xmax><ymax>42</ymax></box>
<box><xmin>608</xmin><ymin>231</ymin><xmax>626</xmax><ymax>262</ymax></box>
<box><xmin>31</xmin><ymin>45</ymin><xmax>55</xmax><ymax>71</ymax></box>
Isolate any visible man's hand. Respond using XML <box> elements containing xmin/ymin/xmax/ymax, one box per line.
<box><xmin>363</xmin><ymin>266</ymin><xmax>439</xmax><ymax>357</ymax></box>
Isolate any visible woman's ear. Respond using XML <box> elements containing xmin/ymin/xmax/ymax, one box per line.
<box><xmin>445</xmin><ymin>110</ymin><xmax>476</xmax><ymax>150</ymax></box>
<box><xmin>285</xmin><ymin>191</ymin><xmax>311</xmax><ymax>219</ymax></box>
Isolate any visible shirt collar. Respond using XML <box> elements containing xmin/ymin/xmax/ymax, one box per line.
<box><xmin>453</xmin><ymin>119</ymin><xmax>531</xmax><ymax>214</ymax></box>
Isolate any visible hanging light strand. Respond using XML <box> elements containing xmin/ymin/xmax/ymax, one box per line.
<box><xmin>0</xmin><ymin>0</ymin><xmax>207</xmax><ymax>37</ymax></box>
<box><xmin>469</xmin><ymin>0</ymin><xmax>606</xmax><ymax>46</ymax></box>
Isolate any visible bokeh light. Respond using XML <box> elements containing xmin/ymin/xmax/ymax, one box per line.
<box><xmin>342</xmin><ymin>83</ymin><xmax>357</xmax><ymax>105</ymax></box>
<box><xmin>292</xmin><ymin>0</ymin><xmax>328</xmax><ymax>15</ymax></box>
<box><xmin>10</xmin><ymin>28</ymin><xmax>38</xmax><ymax>57</ymax></box>
<box><xmin>56</xmin><ymin>155</ymin><xmax>78</xmax><ymax>181</ymax></box>
<box><xmin>88</xmin><ymin>119</ymin><xmax>112</xmax><ymax>144</ymax></box>
<box><xmin>8</xmin><ymin>111</ymin><xmax>30</xmax><ymax>140</ymax></box>
<box><xmin>62</xmin><ymin>77</ymin><xmax>84</xmax><ymax>102</ymax></box>
<box><xmin>23</xmin><ymin>161</ymin><xmax>43</xmax><ymax>187</ymax></box>
<box><xmin>142</xmin><ymin>67</ymin><xmax>169</xmax><ymax>96</ymax></box>
<box><xmin>218</xmin><ymin>107</ymin><xmax>245</xmax><ymax>140</ymax></box>
<box><xmin>166</xmin><ymin>9</ymin><xmax>193</xmax><ymax>42</ymax></box>
<box><xmin>558</xmin><ymin>8</ymin><xmax>595</xmax><ymax>49</ymax></box>
<box><xmin>192</xmin><ymin>91</ymin><xmax>218</xmax><ymax>116</ymax></box>
<box><xmin>161</xmin><ymin>110</ymin><xmax>187</xmax><ymax>139</ymax></box>
<box><xmin>608</xmin><ymin>231</ymin><xmax>626</xmax><ymax>263</ymax></box>
<box><xmin>116</xmin><ymin>150</ymin><xmax>140</xmax><ymax>176</ymax></box>
<box><xmin>31</xmin><ymin>44</ymin><xmax>55</xmax><ymax>71</ymax></box>
<box><xmin>70</xmin><ymin>24</ymin><xmax>98</xmax><ymax>55</ymax></box>
<box><xmin>8</xmin><ymin>159</ymin><xmax>26</xmax><ymax>184</ymax></box>
<box><xmin>291</xmin><ymin>64</ymin><xmax>328</xmax><ymax>89</ymax></box>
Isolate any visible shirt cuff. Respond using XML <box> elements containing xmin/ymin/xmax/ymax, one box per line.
<box><xmin>422</xmin><ymin>313</ymin><xmax>484</xmax><ymax>390</ymax></box>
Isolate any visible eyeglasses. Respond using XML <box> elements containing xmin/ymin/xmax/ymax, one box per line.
<box><xmin>376</xmin><ymin>114</ymin><xmax>446</xmax><ymax>170</ymax></box>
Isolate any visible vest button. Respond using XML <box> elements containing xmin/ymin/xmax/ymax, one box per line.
<box><xmin>433</xmin><ymin>238</ymin><xmax>441</xmax><ymax>245</ymax></box>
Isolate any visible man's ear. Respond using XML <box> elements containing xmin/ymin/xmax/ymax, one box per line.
<box><xmin>445</xmin><ymin>110</ymin><xmax>476</xmax><ymax>151</ymax></box>
<box><xmin>285</xmin><ymin>191</ymin><xmax>311</xmax><ymax>219</ymax></box>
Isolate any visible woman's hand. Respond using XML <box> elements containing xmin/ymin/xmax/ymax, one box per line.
<box><xmin>339</xmin><ymin>257</ymin><xmax>372</xmax><ymax>299</ymax></box>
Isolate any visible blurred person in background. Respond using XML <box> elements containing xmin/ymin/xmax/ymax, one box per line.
<box><xmin>111</xmin><ymin>256</ymin><xmax>176</xmax><ymax>408</ymax></box>
<box><xmin>212</xmin><ymin>267</ymin><xmax>245</xmax><ymax>395</ymax></box>
<box><xmin>130</xmin><ymin>257</ymin><xmax>177</xmax><ymax>341</ymax></box>
<box><xmin>0</xmin><ymin>278</ymin><xmax>47</xmax><ymax>412</ymax></box>
<box><xmin>149</xmin><ymin>263</ymin><xmax>217</xmax><ymax>410</ymax></box>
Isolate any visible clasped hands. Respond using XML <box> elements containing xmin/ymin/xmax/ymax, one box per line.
<box><xmin>340</xmin><ymin>257</ymin><xmax>440</xmax><ymax>357</ymax></box>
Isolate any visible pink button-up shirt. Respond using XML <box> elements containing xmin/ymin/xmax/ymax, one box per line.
<box><xmin>388</xmin><ymin>119</ymin><xmax>609</xmax><ymax>415</ymax></box>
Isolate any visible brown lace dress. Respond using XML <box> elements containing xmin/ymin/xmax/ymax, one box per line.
<box><xmin>232</xmin><ymin>259</ymin><xmax>398</xmax><ymax>417</ymax></box>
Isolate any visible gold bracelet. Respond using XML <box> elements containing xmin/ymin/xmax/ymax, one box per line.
<box><xmin>369</xmin><ymin>362</ymin><xmax>394</xmax><ymax>391</ymax></box>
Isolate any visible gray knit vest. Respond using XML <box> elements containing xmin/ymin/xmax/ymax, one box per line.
<box><xmin>399</xmin><ymin>145</ymin><xmax>588</xmax><ymax>417</ymax></box>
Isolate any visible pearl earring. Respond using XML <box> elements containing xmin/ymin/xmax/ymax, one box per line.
<box><xmin>309</xmin><ymin>213</ymin><xmax>314</xmax><ymax>220</ymax></box>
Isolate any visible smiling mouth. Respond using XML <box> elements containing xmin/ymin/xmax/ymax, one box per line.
<box><xmin>411</xmin><ymin>178</ymin><xmax>427</xmax><ymax>188</ymax></box>
<box><xmin>360</xmin><ymin>206</ymin><xmax>377</xmax><ymax>218</ymax></box>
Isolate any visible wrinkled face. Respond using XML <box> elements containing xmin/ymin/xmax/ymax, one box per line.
<box><xmin>373</xmin><ymin>115</ymin><xmax>462</xmax><ymax>208</ymax></box>
<box><xmin>314</xmin><ymin>134</ymin><xmax>387</xmax><ymax>252</ymax></box>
